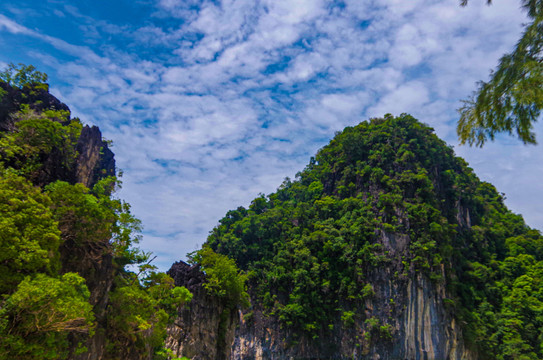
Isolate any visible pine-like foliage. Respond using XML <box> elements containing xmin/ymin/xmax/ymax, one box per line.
<box><xmin>458</xmin><ymin>0</ymin><xmax>543</xmax><ymax>146</ymax></box>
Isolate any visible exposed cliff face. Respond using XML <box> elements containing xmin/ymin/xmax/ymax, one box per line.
<box><xmin>75</xmin><ymin>125</ymin><xmax>115</xmax><ymax>188</ymax></box>
<box><xmin>168</xmin><ymin>242</ymin><xmax>475</xmax><ymax>360</ymax></box>
<box><xmin>167</xmin><ymin>261</ymin><xmax>239</xmax><ymax>360</ymax></box>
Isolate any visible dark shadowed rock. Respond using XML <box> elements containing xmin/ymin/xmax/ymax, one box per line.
<box><xmin>0</xmin><ymin>82</ymin><xmax>70</xmax><ymax>132</ymax></box>
<box><xmin>75</xmin><ymin>125</ymin><xmax>115</xmax><ymax>188</ymax></box>
<box><xmin>168</xmin><ymin>261</ymin><xmax>206</xmax><ymax>291</ymax></box>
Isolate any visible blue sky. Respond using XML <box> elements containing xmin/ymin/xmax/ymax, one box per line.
<box><xmin>1</xmin><ymin>0</ymin><xmax>542</xmax><ymax>270</ymax></box>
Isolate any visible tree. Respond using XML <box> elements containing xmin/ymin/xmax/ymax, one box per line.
<box><xmin>457</xmin><ymin>0</ymin><xmax>543</xmax><ymax>146</ymax></box>
<box><xmin>0</xmin><ymin>63</ymin><xmax>48</xmax><ymax>91</ymax></box>
<box><xmin>0</xmin><ymin>106</ymin><xmax>82</xmax><ymax>183</ymax></box>
<box><xmin>105</xmin><ymin>272</ymin><xmax>192</xmax><ymax>359</ymax></box>
<box><xmin>189</xmin><ymin>246</ymin><xmax>249</xmax><ymax>309</ymax></box>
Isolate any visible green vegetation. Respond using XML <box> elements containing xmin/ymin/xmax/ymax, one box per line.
<box><xmin>0</xmin><ymin>273</ymin><xmax>94</xmax><ymax>359</ymax></box>
<box><xmin>0</xmin><ymin>66</ymin><xmax>191</xmax><ymax>359</ymax></box>
<box><xmin>105</xmin><ymin>273</ymin><xmax>192</xmax><ymax>358</ymax></box>
<box><xmin>0</xmin><ymin>170</ymin><xmax>61</xmax><ymax>293</ymax></box>
<box><xmin>0</xmin><ymin>106</ymin><xmax>81</xmax><ymax>183</ymax></box>
<box><xmin>458</xmin><ymin>0</ymin><xmax>543</xmax><ymax>146</ymax></box>
<box><xmin>1</xmin><ymin>60</ymin><xmax>541</xmax><ymax>358</ymax></box>
<box><xmin>206</xmin><ymin>114</ymin><xmax>543</xmax><ymax>357</ymax></box>
<box><xmin>189</xmin><ymin>246</ymin><xmax>249</xmax><ymax>308</ymax></box>
<box><xmin>188</xmin><ymin>246</ymin><xmax>249</xmax><ymax>352</ymax></box>
<box><xmin>0</xmin><ymin>63</ymin><xmax>48</xmax><ymax>91</ymax></box>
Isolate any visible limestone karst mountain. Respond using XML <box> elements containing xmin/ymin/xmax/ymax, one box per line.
<box><xmin>167</xmin><ymin>114</ymin><xmax>543</xmax><ymax>360</ymax></box>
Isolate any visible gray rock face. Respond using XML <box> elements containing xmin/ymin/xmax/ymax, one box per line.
<box><xmin>167</xmin><ymin>261</ymin><xmax>239</xmax><ymax>360</ymax></box>
<box><xmin>75</xmin><ymin>125</ymin><xmax>115</xmax><ymax>188</ymax></box>
<box><xmin>228</xmin><ymin>275</ymin><xmax>473</xmax><ymax>360</ymax></box>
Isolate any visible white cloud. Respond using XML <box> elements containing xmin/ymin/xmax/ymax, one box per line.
<box><xmin>367</xmin><ymin>81</ymin><xmax>430</xmax><ymax>118</ymax></box>
<box><xmin>53</xmin><ymin>9</ymin><xmax>65</xmax><ymax>18</ymax></box>
<box><xmin>0</xmin><ymin>14</ymin><xmax>32</xmax><ymax>34</ymax></box>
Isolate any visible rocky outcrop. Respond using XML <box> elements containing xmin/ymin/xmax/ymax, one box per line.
<box><xmin>167</xmin><ymin>262</ymin><xmax>239</xmax><ymax>360</ymax></box>
<box><xmin>75</xmin><ymin>125</ymin><xmax>115</xmax><ymax>188</ymax></box>
<box><xmin>0</xmin><ymin>82</ymin><xmax>115</xmax><ymax>188</ymax></box>
<box><xmin>163</xmin><ymin>116</ymin><xmax>490</xmax><ymax>359</ymax></box>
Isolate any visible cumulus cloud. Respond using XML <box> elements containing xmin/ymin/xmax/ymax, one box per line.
<box><xmin>0</xmin><ymin>0</ymin><xmax>539</xmax><ymax>271</ymax></box>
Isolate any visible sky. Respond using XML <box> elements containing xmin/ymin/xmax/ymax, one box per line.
<box><xmin>1</xmin><ymin>0</ymin><xmax>541</xmax><ymax>271</ymax></box>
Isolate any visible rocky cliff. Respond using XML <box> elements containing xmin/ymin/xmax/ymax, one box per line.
<box><xmin>227</xmin><ymin>230</ymin><xmax>475</xmax><ymax>360</ymax></box>
<box><xmin>166</xmin><ymin>115</ymin><xmax>543</xmax><ymax>359</ymax></box>
<box><xmin>230</xmin><ymin>260</ymin><xmax>473</xmax><ymax>360</ymax></box>
<box><xmin>0</xmin><ymin>81</ymin><xmax>115</xmax><ymax>188</ymax></box>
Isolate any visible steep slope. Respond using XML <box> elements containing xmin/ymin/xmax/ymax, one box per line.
<box><xmin>169</xmin><ymin>114</ymin><xmax>543</xmax><ymax>359</ymax></box>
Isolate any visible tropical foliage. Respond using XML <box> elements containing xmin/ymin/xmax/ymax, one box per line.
<box><xmin>0</xmin><ymin>63</ymin><xmax>48</xmax><ymax>91</ymax></box>
<box><xmin>0</xmin><ymin>273</ymin><xmax>94</xmax><ymax>359</ymax></box>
